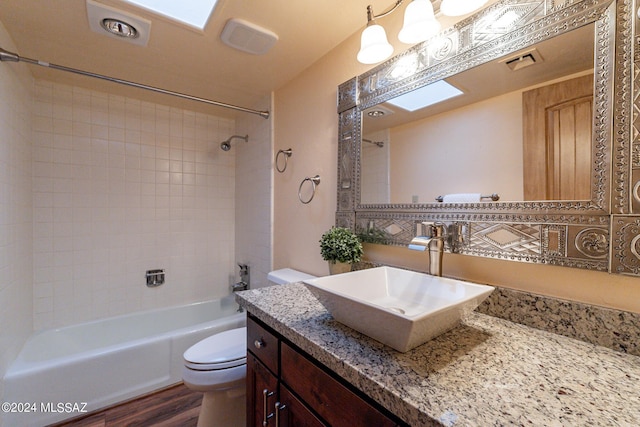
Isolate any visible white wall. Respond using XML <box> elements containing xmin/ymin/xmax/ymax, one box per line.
<box><xmin>0</xmin><ymin>21</ymin><xmax>33</xmax><ymax>405</ymax></box>
<box><xmin>31</xmin><ymin>80</ymin><xmax>237</xmax><ymax>329</ymax></box>
<box><xmin>390</xmin><ymin>91</ymin><xmax>523</xmax><ymax>203</ymax></box>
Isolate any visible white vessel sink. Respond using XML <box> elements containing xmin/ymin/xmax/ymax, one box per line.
<box><xmin>303</xmin><ymin>266</ymin><xmax>494</xmax><ymax>352</ymax></box>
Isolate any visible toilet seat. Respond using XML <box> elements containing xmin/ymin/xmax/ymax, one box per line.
<box><xmin>184</xmin><ymin>327</ymin><xmax>247</xmax><ymax>371</ymax></box>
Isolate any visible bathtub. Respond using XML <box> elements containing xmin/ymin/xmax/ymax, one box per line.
<box><xmin>2</xmin><ymin>296</ymin><xmax>246</xmax><ymax>426</ymax></box>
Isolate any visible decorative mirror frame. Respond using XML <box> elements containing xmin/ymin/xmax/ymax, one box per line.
<box><xmin>336</xmin><ymin>0</ymin><xmax>636</xmax><ymax>274</ymax></box>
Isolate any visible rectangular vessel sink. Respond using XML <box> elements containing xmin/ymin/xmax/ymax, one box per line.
<box><xmin>303</xmin><ymin>266</ymin><xmax>494</xmax><ymax>352</ymax></box>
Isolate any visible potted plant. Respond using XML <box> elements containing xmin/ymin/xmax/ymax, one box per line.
<box><xmin>319</xmin><ymin>226</ymin><xmax>364</xmax><ymax>274</ymax></box>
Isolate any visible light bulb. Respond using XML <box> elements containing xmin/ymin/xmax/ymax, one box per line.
<box><xmin>398</xmin><ymin>0</ymin><xmax>441</xmax><ymax>44</ymax></box>
<box><xmin>357</xmin><ymin>23</ymin><xmax>394</xmax><ymax>64</ymax></box>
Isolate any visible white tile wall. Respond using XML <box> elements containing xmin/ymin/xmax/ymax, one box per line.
<box><xmin>361</xmin><ymin>130</ymin><xmax>390</xmax><ymax>204</ymax></box>
<box><xmin>32</xmin><ymin>81</ymin><xmax>237</xmax><ymax>329</ymax></box>
<box><xmin>0</xmin><ymin>22</ymin><xmax>33</xmax><ymax>402</ymax></box>
<box><xmin>235</xmin><ymin>96</ymin><xmax>273</xmax><ymax>287</ymax></box>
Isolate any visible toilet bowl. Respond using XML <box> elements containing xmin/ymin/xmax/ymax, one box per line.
<box><xmin>182</xmin><ymin>268</ymin><xmax>316</xmax><ymax>427</ymax></box>
<box><xmin>182</xmin><ymin>327</ymin><xmax>247</xmax><ymax>427</ymax></box>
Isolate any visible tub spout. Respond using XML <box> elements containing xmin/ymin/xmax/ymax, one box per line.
<box><xmin>232</xmin><ymin>264</ymin><xmax>250</xmax><ymax>311</ymax></box>
<box><xmin>232</xmin><ymin>281</ymin><xmax>248</xmax><ymax>292</ymax></box>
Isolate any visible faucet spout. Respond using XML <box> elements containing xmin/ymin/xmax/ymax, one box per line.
<box><xmin>427</xmin><ymin>234</ymin><xmax>443</xmax><ymax>276</ymax></box>
<box><xmin>408</xmin><ymin>222</ymin><xmax>445</xmax><ymax>276</ymax></box>
<box><xmin>232</xmin><ymin>281</ymin><xmax>248</xmax><ymax>291</ymax></box>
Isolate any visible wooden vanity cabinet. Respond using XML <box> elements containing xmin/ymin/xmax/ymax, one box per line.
<box><xmin>247</xmin><ymin>315</ymin><xmax>403</xmax><ymax>427</ymax></box>
<box><xmin>247</xmin><ymin>353</ymin><xmax>278</xmax><ymax>427</ymax></box>
<box><xmin>247</xmin><ymin>317</ymin><xmax>279</xmax><ymax>427</ymax></box>
<box><xmin>276</xmin><ymin>385</ymin><xmax>325</xmax><ymax>427</ymax></box>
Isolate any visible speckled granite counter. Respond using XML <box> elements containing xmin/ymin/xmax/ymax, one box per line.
<box><xmin>237</xmin><ymin>283</ymin><xmax>640</xmax><ymax>426</ymax></box>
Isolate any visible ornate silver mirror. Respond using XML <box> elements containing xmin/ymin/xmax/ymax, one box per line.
<box><xmin>336</xmin><ymin>0</ymin><xmax>633</xmax><ymax>272</ymax></box>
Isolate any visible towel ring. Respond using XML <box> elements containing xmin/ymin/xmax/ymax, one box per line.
<box><xmin>275</xmin><ymin>148</ymin><xmax>292</xmax><ymax>173</ymax></box>
<box><xmin>298</xmin><ymin>175</ymin><xmax>321</xmax><ymax>204</ymax></box>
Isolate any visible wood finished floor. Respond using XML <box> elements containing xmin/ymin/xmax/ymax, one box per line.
<box><xmin>49</xmin><ymin>383</ymin><xmax>203</xmax><ymax>427</ymax></box>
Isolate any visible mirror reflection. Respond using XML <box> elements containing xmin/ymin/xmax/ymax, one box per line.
<box><xmin>361</xmin><ymin>23</ymin><xmax>595</xmax><ymax>205</ymax></box>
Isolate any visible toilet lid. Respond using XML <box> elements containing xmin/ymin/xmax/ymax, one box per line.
<box><xmin>184</xmin><ymin>327</ymin><xmax>247</xmax><ymax>370</ymax></box>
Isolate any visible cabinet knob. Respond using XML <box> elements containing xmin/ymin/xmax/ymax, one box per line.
<box><xmin>254</xmin><ymin>338</ymin><xmax>266</xmax><ymax>349</ymax></box>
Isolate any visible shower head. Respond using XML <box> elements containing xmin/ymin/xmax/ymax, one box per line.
<box><xmin>220</xmin><ymin>134</ymin><xmax>249</xmax><ymax>151</ymax></box>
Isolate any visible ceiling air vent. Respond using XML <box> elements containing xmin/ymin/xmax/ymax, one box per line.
<box><xmin>220</xmin><ymin>18</ymin><xmax>278</xmax><ymax>55</ymax></box>
<box><xmin>502</xmin><ymin>48</ymin><xmax>543</xmax><ymax>71</ymax></box>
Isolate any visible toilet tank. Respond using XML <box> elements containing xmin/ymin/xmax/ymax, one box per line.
<box><xmin>267</xmin><ymin>268</ymin><xmax>316</xmax><ymax>286</ymax></box>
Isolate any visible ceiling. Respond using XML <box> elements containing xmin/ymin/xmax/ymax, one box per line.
<box><xmin>0</xmin><ymin>0</ymin><xmax>400</xmax><ymax>118</ymax></box>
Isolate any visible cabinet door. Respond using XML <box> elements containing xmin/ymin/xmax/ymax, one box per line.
<box><xmin>281</xmin><ymin>343</ymin><xmax>398</xmax><ymax>427</ymax></box>
<box><xmin>276</xmin><ymin>385</ymin><xmax>325</xmax><ymax>427</ymax></box>
<box><xmin>247</xmin><ymin>353</ymin><xmax>279</xmax><ymax>427</ymax></box>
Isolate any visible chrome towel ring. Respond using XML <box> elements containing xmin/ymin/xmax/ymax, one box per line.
<box><xmin>275</xmin><ymin>148</ymin><xmax>292</xmax><ymax>173</ymax></box>
<box><xmin>298</xmin><ymin>175</ymin><xmax>321</xmax><ymax>204</ymax></box>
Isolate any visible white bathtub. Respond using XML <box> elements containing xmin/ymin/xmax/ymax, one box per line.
<box><xmin>2</xmin><ymin>296</ymin><xmax>246</xmax><ymax>426</ymax></box>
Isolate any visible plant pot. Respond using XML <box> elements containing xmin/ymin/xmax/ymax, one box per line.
<box><xmin>328</xmin><ymin>261</ymin><xmax>352</xmax><ymax>275</ymax></box>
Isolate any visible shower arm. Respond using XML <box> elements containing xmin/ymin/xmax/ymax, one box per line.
<box><xmin>220</xmin><ymin>134</ymin><xmax>249</xmax><ymax>151</ymax></box>
<box><xmin>0</xmin><ymin>47</ymin><xmax>270</xmax><ymax>120</ymax></box>
<box><xmin>226</xmin><ymin>135</ymin><xmax>249</xmax><ymax>144</ymax></box>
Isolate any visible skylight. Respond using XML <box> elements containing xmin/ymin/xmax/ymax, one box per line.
<box><xmin>122</xmin><ymin>0</ymin><xmax>219</xmax><ymax>30</ymax></box>
<box><xmin>386</xmin><ymin>80</ymin><xmax>463</xmax><ymax>112</ymax></box>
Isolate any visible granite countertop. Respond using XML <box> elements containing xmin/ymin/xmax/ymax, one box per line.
<box><xmin>237</xmin><ymin>283</ymin><xmax>640</xmax><ymax>427</ymax></box>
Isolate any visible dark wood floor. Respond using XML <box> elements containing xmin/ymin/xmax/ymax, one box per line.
<box><xmin>50</xmin><ymin>383</ymin><xmax>203</xmax><ymax>427</ymax></box>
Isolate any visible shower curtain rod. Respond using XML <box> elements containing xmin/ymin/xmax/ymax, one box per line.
<box><xmin>0</xmin><ymin>47</ymin><xmax>270</xmax><ymax>119</ymax></box>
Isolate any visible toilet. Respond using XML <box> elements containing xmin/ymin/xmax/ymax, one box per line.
<box><xmin>182</xmin><ymin>268</ymin><xmax>316</xmax><ymax>427</ymax></box>
<box><xmin>266</xmin><ymin>268</ymin><xmax>316</xmax><ymax>286</ymax></box>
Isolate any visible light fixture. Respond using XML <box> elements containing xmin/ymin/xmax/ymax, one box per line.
<box><xmin>358</xmin><ymin>0</ymin><xmax>439</xmax><ymax>64</ymax></box>
<box><xmin>440</xmin><ymin>0</ymin><xmax>489</xmax><ymax>17</ymax></box>
<box><xmin>101</xmin><ymin>18</ymin><xmax>139</xmax><ymax>39</ymax></box>
<box><xmin>367</xmin><ymin>110</ymin><xmax>386</xmax><ymax>117</ymax></box>
<box><xmin>398</xmin><ymin>0</ymin><xmax>440</xmax><ymax>44</ymax></box>
<box><xmin>358</xmin><ymin>0</ymin><xmax>487</xmax><ymax>64</ymax></box>
<box><xmin>86</xmin><ymin>0</ymin><xmax>151</xmax><ymax>46</ymax></box>
<box><xmin>357</xmin><ymin>5</ymin><xmax>395</xmax><ymax>64</ymax></box>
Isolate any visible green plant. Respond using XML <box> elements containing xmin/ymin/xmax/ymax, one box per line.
<box><xmin>319</xmin><ymin>227</ymin><xmax>364</xmax><ymax>263</ymax></box>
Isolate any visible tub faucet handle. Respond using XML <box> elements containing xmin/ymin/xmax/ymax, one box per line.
<box><xmin>238</xmin><ymin>264</ymin><xmax>250</xmax><ymax>286</ymax></box>
<box><xmin>232</xmin><ymin>263</ymin><xmax>250</xmax><ymax>292</ymax></box>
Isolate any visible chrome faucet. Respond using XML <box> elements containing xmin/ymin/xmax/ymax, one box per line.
<box><xmin>232</xmin><ymin>263</ymin><xmax>250</xmax><ymax>292</ymax></box>
<box><xmin>408</xmin><ymin>222</ymin><xmax>445</xmax><ymax>276</ymax></box>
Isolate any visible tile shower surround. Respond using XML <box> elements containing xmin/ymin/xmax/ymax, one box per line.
<box><xmin>0</xmin><ymin>21</ymin><xmax>33</xmax><ymax>398</ymax></box>
<box><xmin>31</xmin><ymin>81</ymin><xmax>237</xmax><ymax>330</ymax></box>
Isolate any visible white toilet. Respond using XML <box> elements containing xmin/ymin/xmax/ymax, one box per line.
<box><xmin>182</xmin><ymin>268</ymin><xmax>316</xmax><ymax>427</ymax></box>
